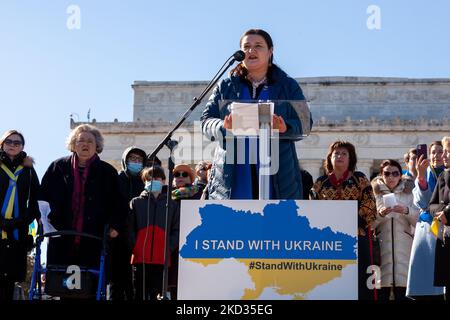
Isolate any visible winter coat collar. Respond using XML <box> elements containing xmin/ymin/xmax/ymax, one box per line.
<box><xmin>229</xmin><ymin>65</ymin><xmax>290</xmax><ymax>100</ymax></box>
<box><xmin>139</xmin><ymin>185</ymin><xmax>168</xmax><ymax>199</ymax></box>
<box><xmin>0</xmin><ymin>150</ymin><xmax>27</xmax><ymax>171</ymax></box>
<box><xmin>371</xmin><ymin>175</ymin><xmax>415</xmax><ymax>195</ymax></box>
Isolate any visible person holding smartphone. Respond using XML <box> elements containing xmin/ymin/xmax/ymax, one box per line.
<box><xmin>428</xmin><ymin>136</ymin><xmax>450</xmax><ymax>300</ymax></box>
<box><xmin>407</xmin><ymin>140</ymin><xmax>446</xmax><ymax>299</ymax></box>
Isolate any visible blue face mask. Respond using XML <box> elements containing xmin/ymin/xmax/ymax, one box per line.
<box><xmin>145</xmin><ymin>180</ymin><xmax>163</xmax><ymax>193</ymax></box>
<box><xmin>127</xmin><ymin>162</ymin><xmax>143</xmax><ymax>175</ymax></box>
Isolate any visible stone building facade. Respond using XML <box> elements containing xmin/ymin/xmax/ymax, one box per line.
<box><xmin>72</xmin><ymin>77</ymin><xmax>450</xmax><ymax>181</ymax></box>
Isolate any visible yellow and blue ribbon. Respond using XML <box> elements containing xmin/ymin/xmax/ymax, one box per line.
<box><xmin>1</xmin><ymin>163</ymin><xmax>24</xmax><ymax>240</ymax></box>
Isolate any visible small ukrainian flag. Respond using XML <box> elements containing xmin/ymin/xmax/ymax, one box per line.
<box><xmin>29</xmin><ymin>219</ymin><xmax>37</xmax><ymax>237</ymax></box>
<box><xmin>430</xmin><ymin>217</ymin><xmax>440</xmax><ymax>238</ymax></box>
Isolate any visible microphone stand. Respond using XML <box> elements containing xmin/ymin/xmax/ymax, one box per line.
<box><xmin>148</xmin><ymin>51</ymin><xmax>244</xmax><ymax>300</ymax></box>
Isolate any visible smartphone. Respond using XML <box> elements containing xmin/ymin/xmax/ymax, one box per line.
<box><xmin>416</xmin><ymin>143</ymin><xmax>427</xmax><ymax>160</ymax></box>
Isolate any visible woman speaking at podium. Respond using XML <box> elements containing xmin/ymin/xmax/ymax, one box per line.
<box><xmin>201</xmin><ymin>28</ymin><xmax>312</xmax><ymax>200</ymax></box>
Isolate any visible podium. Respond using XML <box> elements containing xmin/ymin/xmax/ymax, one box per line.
<box><xmin>218</xmin><ymin>99</ymin><xmax>312</xmax><ymax>200</ymax></box>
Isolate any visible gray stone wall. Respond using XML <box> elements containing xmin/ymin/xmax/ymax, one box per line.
<box><xmin>73</xmin><ymin>77</ymin><xmax>450</xmax><ymax>180</ymax></box>
<box><xmin>132</xmin><ymin>77</ymin><xmax>450</xmax><ymax>123</ymax></box>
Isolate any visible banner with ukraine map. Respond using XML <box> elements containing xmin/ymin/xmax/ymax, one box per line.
<box><xmin>178</xmin><ymin>200</ymin><xmax>358</xmax><ymax>300</ymax></box>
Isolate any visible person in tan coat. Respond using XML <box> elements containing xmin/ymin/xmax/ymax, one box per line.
<box><xmin>371</xmin><ymin>159</ymin><xmax>419</xmax><ymax>300</ymax></box>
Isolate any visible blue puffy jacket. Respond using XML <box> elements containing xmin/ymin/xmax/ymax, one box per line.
<box><xmin>201</xmin><ymin>65</ymin><xmax>313</xmax><ymax>199</ymax></box>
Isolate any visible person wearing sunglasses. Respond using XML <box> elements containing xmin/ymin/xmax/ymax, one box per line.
<box><xmin>169</xmin><ymin>164</ymin><xmax>201</xmax><ymax>299</ymax></box>
<box><xmin>0</xmin><ymin>130</ymin><xmax>40</xmax><ymax>301</ymax></box>
<box><xmin>171</xmin><ymin>164</ymin><xmax>201</xmax><ymax>200</ymax></box>
<box><xmin>371</xmin><ymin>159</ymin><xmax>419</xmax><ymax>300</ymax></box>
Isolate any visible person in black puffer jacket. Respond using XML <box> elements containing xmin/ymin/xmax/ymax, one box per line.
<box><xmin>0</xmin><ymin>130</ymin><xmax>40</xmax><ymax>301</ymax></box>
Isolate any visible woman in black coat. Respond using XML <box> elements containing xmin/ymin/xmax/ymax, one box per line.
<box><xmin>429</xmin><ymin>136</ymin><xmax>450</xmax><ymax>300</ymax></box>
<box><xmin>40</xmin><ymin>125</ymin><xmax>123</xmax><ymax>275</ymax></box>
<box><xmin>0</xmin><ymin>130</ymin><xmax>40</xmax><ymax>301</ymax></box>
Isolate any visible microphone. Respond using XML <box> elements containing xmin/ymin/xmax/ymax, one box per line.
<box><xmin>233</xmin><ymin>50</ymin><xmax>245</xmax><ymax>62</ymax></box>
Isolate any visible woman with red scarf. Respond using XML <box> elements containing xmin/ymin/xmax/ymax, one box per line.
<box><xmin>310</xmin><ymin>140</ymin><xmax>378</xmax><ymax>300</ymax></box>
<box><xmin>40</xmin><ymin>125</ymin><xmax>123</xmax><ymax>288</ymax></box>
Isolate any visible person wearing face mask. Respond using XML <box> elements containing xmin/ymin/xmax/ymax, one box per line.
<box><xmin>0</xmin><ymin>130</ymin><xmax>40</xmax><ymax>301</ymax></box>
<box><xmin>110</xmin><ymin>147</ymin><xmax>147</xmax><ymax>300</ymax></box>
<box><xmin>371</xmin><ymin>159</ymin><xmax>419</xmax><ymax>300</ymax></box>
<box><xmin>128</xmin><ymin>166</ymin><xmax>180</xmax><ymax>300</ymax></box>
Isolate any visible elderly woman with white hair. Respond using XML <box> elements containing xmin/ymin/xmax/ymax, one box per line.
<box><xmin>40</xmin><ymin>124</ymin><xmax>123</xmax><ymax>279</ymax></box>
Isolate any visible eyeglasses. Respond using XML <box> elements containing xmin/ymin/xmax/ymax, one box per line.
<box><xmin>174</xmin><ymin>171</ymin><xmax>189</xmax><ymax>178</ymax></box>
<box><xmin>4</xmin><ymin>139</ymin><xmax>23</xmax><ymax>147</ymax></box>
<box><xmin>383</xmin><ymin>171</ymin><xmax>400</xmax><ymax>177</ymax></box>
<box><xmin>128</xmin><ymin>155</ymin><xmax>144</xmax><ymax>162</ymax></box>
<box><xmin>332</xmin><ymin>151</ymin><xmax>349</xmax><ymax>157</ymax></box>
<box><xmin>76</xmin><ymin>139</ymin><xmax>95</xmax><ymax>145</ymax></box>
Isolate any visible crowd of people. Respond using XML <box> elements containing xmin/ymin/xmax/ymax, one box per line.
<box><xmin>1</xmin><ymin>128</ymin><xmax>448</xmax><ymax>301</ymax></box>
<box><xmin>1</xmin><ymin>28</ymin><xmax>449</xmax><ymax>301</ymax></box>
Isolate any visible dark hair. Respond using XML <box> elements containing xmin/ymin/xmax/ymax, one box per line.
<box><xmin>141</xmin><ymin>166</ymin><xmax>166</xmax><ymax>183</ymax></box>
<box><xmin>230</xmin><ymin>28</ymin><xmax>275</xmax><ymax>77</ymax></box>
<box><xmin>403</xmin><ymin>148</ymin><xmax>417</xmax><ymax>162</ymax></box>
<box><xmin>146</xmin><ymin>155</ymin><xmax>162</xmax><ymax>167</ymax></box>
<box><xmin>325</xmin><ymin>141</ymin><xmax>357</xmax><ymax>174</ymax></box>
<box><xmin>379</xmin><ymin>159</ymin><xmax>402</xmax><ymax>176</ymax></box>
<box><xmin>0</xmin><ymin>130</ymin><xmax>25</xmax><ymax>150</ymax></box>
<box><xmin>127</xmin><ymin>148</ymin><xmax>146</xmax><ymax>164</ymax></box>
<box><xmin>429</xmin><ymin>141</ymin><xmax>442</xmax><ymax>154</ymax></box>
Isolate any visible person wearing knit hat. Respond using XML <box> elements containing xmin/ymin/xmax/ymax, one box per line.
<box><xmin>171</xmin><ymin>164</ymin><xmax>201</xmax><ymax>200</ymax></box>
<box><xmin>169</xmin><ymin>163</ymin><xmax>202</xmax><ymax>300</ymax></box>
<box><xmin>172</xmin><ymin>164</ymin><xmax>195</xmax><ymax>186</ymax></box>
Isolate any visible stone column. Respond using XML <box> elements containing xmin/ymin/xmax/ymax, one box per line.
<box><xmin>357</xmin><ymin>159</ymin><xmax>374</xmax><ymax>180</ymax></box>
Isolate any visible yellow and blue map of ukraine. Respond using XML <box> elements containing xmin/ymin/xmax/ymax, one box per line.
<box><xmin>180</xmin><ymin>200</ymin><xmax>357</xmax><ymax>299</ymax></box>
